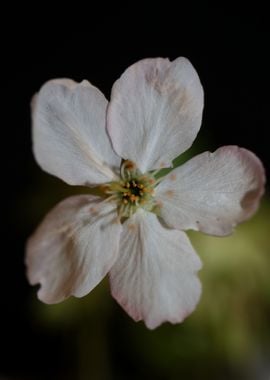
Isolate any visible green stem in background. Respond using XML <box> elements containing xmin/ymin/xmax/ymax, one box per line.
<box><xmin>153</xmin><ymin>147</ymin><xmax>197</xmax><ymax>180</ymax></box>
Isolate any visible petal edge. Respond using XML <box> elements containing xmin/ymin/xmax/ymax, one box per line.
<box><xmin>156</xmin><ymin>146</ymin><xmax>265</xmax><ymax>236</ymax></box>
<box><xmin>107</xmin><ymin>57</ymin><xmax>204</xmax><ymax>172</ymax></box>
<box><xmin>33</xmin><ymin>79</ymin><xmax>120</xmax><ymax>186</ymax></box>
<box><xmin>26</xmin><ymin>195</ymin><xmax>122</xmax><ymax>304</ymax></box>
<box><xmin>110</xmin><ymin>211</ymin><xmax>202</xmax><ymax>329</ymax></box>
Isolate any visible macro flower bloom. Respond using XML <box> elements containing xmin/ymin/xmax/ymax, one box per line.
<box><xmin>26</xmin><ymin>57</ymin><xmax>265</xmax><ymax>329</ymax></box>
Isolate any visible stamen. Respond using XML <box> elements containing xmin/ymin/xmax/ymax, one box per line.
<box><xmin>104</xmin><ymin>160</ymin><xmax>159</xmax><ymax>220</ymax></box>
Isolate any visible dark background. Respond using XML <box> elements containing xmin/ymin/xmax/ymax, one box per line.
<box><xmin>2</xmin><ymin>4</ymin><xmax>269</xmax><ymax>380</ymax></box>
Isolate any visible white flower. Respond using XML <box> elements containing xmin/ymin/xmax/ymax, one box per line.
<box><xmin>26</xmin><ymin>57</ymin><xmax>265</xmax><ymax>329</ymax></box>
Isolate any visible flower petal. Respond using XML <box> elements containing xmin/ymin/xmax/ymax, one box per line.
<box><xmin>156</xmin><ymin>146</ymin><xmax>265</xmax><ymax>236</ymax></box>
<box><xmin>33</xmin><ymin>79</ymin><xmax>121</xmax><ymax>186</ymax></box>
<box><xmin>26</xmin><ymin>195</ymin><xmax>122</xmax><ymax>303</ymax></box>
<box><xmin>109</xmin><ymin>211</ymin><xmax>202</xmax><ymax>329</ymax></box>
<box><xmin>107</xmin><ymin>57</ymin><xmax>204</xmax><ymax>172</ymax></box>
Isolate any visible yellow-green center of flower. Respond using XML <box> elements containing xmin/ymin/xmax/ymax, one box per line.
<box><xmin>102</xmin><ymin>160</ymin><xmax>157</xmax><ymax>218</ymax></box>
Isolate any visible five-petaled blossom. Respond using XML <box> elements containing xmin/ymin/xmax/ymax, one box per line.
<box><xmin>26</xmin><ymin>57</ymin><xmax>265</xmax><ymax>329</ymax></box>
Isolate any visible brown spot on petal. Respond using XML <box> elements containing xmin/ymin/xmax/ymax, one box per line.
<box><xmin>156</xmin><ymin>200</ymin><xmax>163</xmax><ymax>208</ymax></box>
<box><xmin>156</xmin><ymin>81</ymin><xmax>175</xmax><ymax>94</ymax></box>
<box><xmin>169</xmin><ymin>173</ymin><xmax>176</xmax><ymax>181</ymax></box>
<box><xmin>89</xmin><ymin>207</ymin><xmax>99</xmax><ymax>216</ymax></box>
<box><xmin>127</xmin><ymin>223</ymin><xmax>137</xmax><ymax>232</ymax></box>
<box><xmin>165</xmin><ymin>190</ymin><xmax>174</xmax><ymax>198</ymax></box>
<box><xmin>145</xmin><ymin>66</ymin><xmax>160</xmax><ymax>84</ymax></box>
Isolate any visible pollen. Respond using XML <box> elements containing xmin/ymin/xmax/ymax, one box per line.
<box><xmin>125</xmin><ymin>161</ymin><xmax>136</xmax><ymax>170</ymax></box>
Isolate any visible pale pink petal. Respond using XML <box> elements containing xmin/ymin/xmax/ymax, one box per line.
<box><xmin>107</xmin><ymin>57</ymin><xmax>204</xmax><ymax>172</ymax></box>
<box><xmin>156</xmin><ymin>146</ymin><xmax>265</xmax><ymax>236</ymax></box>
<box><xmin>26</xmin><ymin>195</ymin><xmax>122</xmax><ymax>303</ymax></box>
<box><xmin>33</xmin><ymin>79</ymin><xmax>120</xmax><ymax>186</ymax></box>
<box><xmin>109</xmin><ymin>211</ymin><xmax>202</xmax><ymax>329</ymax></box>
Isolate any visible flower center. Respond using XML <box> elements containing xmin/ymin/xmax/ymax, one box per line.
<box><xmin>102</xmin><ymin>160</ymin><xmax>157</xmax><ymax>219</ymax></box>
